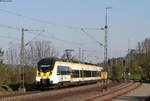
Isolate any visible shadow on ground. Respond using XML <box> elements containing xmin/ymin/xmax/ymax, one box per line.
<box><xmin>116</xmin><ymin>95</ymin><xmax>150</xmax><ymax>101</ymax></box>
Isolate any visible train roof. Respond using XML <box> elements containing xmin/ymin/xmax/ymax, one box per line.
<box><xmin>38</xmin><ymin>57</ymin><xmax>101</xmax><ymax>67</ymax></box>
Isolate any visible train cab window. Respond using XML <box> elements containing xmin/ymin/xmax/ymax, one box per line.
<box><xmin>38</xmin><ymin>58</ymin><xmax>55</xmax><ymax>72</ymax></box>
<box><xmin>57</xmin><ymin>66</ymin><xmax>70</xmax><ymax>75</ymax></box>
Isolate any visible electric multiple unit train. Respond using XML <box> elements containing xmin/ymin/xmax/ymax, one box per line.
<box><xmin>36</xmin><ymin>57</ymin><xmax>107</xmax><ymax>86</ymax></box>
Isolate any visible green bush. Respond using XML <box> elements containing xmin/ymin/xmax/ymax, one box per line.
<box><xmin>111</xmin><ymin>64</ymin><xmax>125</xmax><ymax>79</ymax></box>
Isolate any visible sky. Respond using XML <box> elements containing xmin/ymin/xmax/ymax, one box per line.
<box><xmin>0</xmin><ymin>0</ymin><xmax>150</xmax><ymax>63</ymax></box>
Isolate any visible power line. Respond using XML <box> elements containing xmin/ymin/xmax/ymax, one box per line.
<box><xmin>0</xmin><ymin>24</ymin><xmax>84</xmax><ymax>45</ymax></box>
<box><xmin>0</xmin><ymin>24</ymin><xmax>45</xmax><ymax>32</ymax></box>
<box><xmin>0</xmin><ymin>9</ymin><xmax>103</xmax><ymax>45</ymax></box>
<box><xmin>82</xmin><ymin>27</ymin><xmax>101</xmax><ymax>30</ymax></box>
<box><xmin>0</xmin><ymin>8</ymin><xmax>55</xmax><ymax>25</ymax></box>
<box><xmin>0</xmin><ymin>35</ymin><xmax>19</xmax><ymax>41</ymax></box>
<box><xmin>25</xmin><ymin>30</ymin><xmax>45</xmax><ymax>46</ymax></box>
<box><xmin>26</xmin><ymin>30</ymin><xmax>98</xmax><ymax>46</ymax></box>
<box><xmin>37</xmin><ymin>34</ymin><xmax>87</xmax><ymax>45</ymax></box>
<box><xmin>24</xmin><ymin>29</ymin><xmax>87</xmax><ymax>45</ymax></box>
<box><xmin>0</xmin><ymin>24</ymin><xmax>20</xmax><ymax>31</ymax></box>
<box><xmin>0</xmin><ymin>8</ymin><xmax>104</xmax><ymax>45</ymax></box>
<box><xmin>0</xmin><ymin>8</ymin><xmax>101</xmax><ymax>31</ymax></box>
<box><xmin>81</xmin><ymin>28</ymin><xmax>104</xmax><ymax>47</ymax></box>
<box><xmin>0</xmin><ymin>23</ymin><xmax>96</xmax><ymax>46</ymax></box>
<box><xmin>0</xmin><ymin>8</ymin><xmax>78</xmax><ymax>30</ymax></box>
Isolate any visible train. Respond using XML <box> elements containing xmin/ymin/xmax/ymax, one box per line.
<box><xmin>35</xmin><ymin>57</ymin><xmax>107</xmax><ymax>86</ymax></box>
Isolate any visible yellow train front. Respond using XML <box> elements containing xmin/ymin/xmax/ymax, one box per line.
<box><xmin>36</xmin><ymin>57</ymin><xmax>107</xmax><ymax>86</ymax></box>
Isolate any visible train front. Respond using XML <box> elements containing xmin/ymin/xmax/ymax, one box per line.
<box><xmin>36</xmin><ymin>58</ymin><xmax>55</xmax><ymax>85</ymax></box>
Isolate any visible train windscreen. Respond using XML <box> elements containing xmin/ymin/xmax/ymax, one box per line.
<box><xmin>38</xmin><ymin>58</ymin><xmax>55</xmax><ymax>73</ymax></box>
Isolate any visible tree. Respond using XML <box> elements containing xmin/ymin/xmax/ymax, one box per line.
<box><xmin>4</xmin><ymin>41</ymin><xmax>58</xmax><ymax>66</ymax></box>
<box><xmin>129</xmin><ymin>38</ymin><xmax>150</xmax><ymax>79</ymax></box>
<box><xmin>5</xmin><ymin>43</ymin><xmax>20</xmax><ymax>65</ymax></box>
<box><xmin>24</xmin><ymin>41</ymin><xmax>58</xmax><ymax>66</ymax></box>
<box><xmin>0</xmin><ymin>48</ymin><xmax>4</xmax><ymax>64</ymax></box>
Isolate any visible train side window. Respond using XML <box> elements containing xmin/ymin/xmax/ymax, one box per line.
<box><xmin>91</xmin><ymin>71</ymin><xmax>93</xmax><ymax>77</ymax></box>
<box><xmin>91</xmin><ymin>71</ymin><xmax>94</xmax><ymax>77</ymax></box>
<box><xmin>72</xmin><ymin>70</ymin><xmax>79</xmax><ymax>78</ymax></box>
<box><xmin>81</xmin><ymin>70</ymin><xmax>84</xmax><ymax>77</ymax></box>
<box><xmin>57</xmin><ymin>66</ymin><xmax>70</xmax><ymax>75</ymax></box>
<box><xmin>92</xmin><ymin>71</ymin><xmax>99</xmax><ymax>77</ymax></box>
<box><xmin>84</xmin><ymin>71</ymin><xmax>91</xmax><ymax>77</ymax></box>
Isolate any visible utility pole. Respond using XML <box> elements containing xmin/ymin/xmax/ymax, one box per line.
<box><xmin>104</xmin><ymin>6</ymin><xmax>112</xmax><ymax>72</ymax></box>
<box><xmin>78</xmin><ymin>48</ymin><xmax>81</xmax><ymax>62</ymax></box>
<box><xmin>127</xmin><ymin>39</ymin><xmax>131</xmax><ymax>79</ymax></box>
<box><xmin>104</xmin><ymin>8</ymin><xmax>108</xmax><ymax>64</ymax></box>
<box><xmin>81</xmin><ymin>49</ymin><xmax>86</xmax><ymax>62</ymax></box>
<box><xmin>19</xmin><ymin>28</ymin><xmax>44</xmax><ymax>92</ymax></box>
<box><xmin>20</xmin><ymin>28</ymin><xmax>27</xmax><ymax>92</ymax></box>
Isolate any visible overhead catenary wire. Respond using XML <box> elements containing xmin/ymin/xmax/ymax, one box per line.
<box><xmin>0</xmin><ymin>8</ymin><xmax>101</xmax><ymax>31</ymax></box>
<box><xmin>81</xmin><ymin>28</ymin><xmax>104</xmax><ymax>47</ymax></box>
<box><xmin>82</xmin><ymin>27</ymin><xmax>101</xmax><ymax>30</ymax></box>
<box><xmin>0</xmin><ymin>24</ymin><xmax>75</xmax><ymax>44</ymax></box>
<box><xmin>28</xmin><ymin>29</ymin><xmax>102</xmax><ymax>46</ymax></box>
<box><xmin>0</xmin><ymin>35</ymin><xmax>20</xmax><ymax>41</ymax></box>
<box><xmin>0</xmin><ymin>8</ymin><xmax>103</xmax><ymax>45</ymax></box>
<box><xmin>0</xmin><ymin>24</ymin><xmax>20</xmax><ymax>31</ymax></box>
<box><xmin>0</xmin><ymin>9</ymin><xmax>104</xmax><ymax>48</ymax></box>
<box><xmin>0</xmin><ymin>24</ymin><xmax>44</xmax><ymax>32</ymax></box>
<box><xmin>0</xmin><ymin>8</ymin><xmax>55</xmax><ymax>26</ymax></box>
<box><xmin>25</xmin><ymin>30</ymin><xmax>45</xmax><ymax>46</ymax></box>
<box><xmin>33</xmin><ymin>33</ymin><xmax>88</xmax><ymax>45</ymax></box>
<box><xmin>0</xmin><ymin>23</ymin><xmax>89</xmax><ymax>45</ymax></box>
<box><xmin>0</xmin><ymin>8</ymin><xmax>104</xmax><ymax>64</ymax></box>
<box><xmin>0</xmin><ymin>8</ymin><xmax>79</xmax><ymax>30</ymax></box>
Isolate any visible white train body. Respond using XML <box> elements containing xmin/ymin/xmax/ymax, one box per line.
<box><xmin>36</xmin><ymin>58</ymin><xmax>104</xmax><ymax>85</ymax></box>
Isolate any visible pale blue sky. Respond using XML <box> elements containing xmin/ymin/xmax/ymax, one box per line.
<box><xmin>0</xmin><ymin>0</ymin><xmax>150</xmax><ymax>63</ymax></box>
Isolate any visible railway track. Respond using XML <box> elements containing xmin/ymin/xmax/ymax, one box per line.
<box><xmin>1</xmin><ymin>81</ymin><xmax>141</xmax><ymax>101</ymax></box>
<box><xmin>0</xmin><ymin>80</ymin><xmax>117</xmax><ymax>101</ymax></box>
<box><xmin>83</xmin><ymin>82</ymin><xmax>142</xmax><ymax>101</ymax></box>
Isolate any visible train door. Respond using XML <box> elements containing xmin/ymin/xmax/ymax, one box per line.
<box><xmin>57</xmin><ymin>65</ymin><xmax>71</xmax><ymax>83</ymax></box>
<box><xmin>57</xmin><ymin>65</ymin><xmax>63</xmax><ymax>83</ymax></box>
<box><xmin>62</xmin><ymin>66</ymin><xmax>71</xmax><ymax>82</ymax></box>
